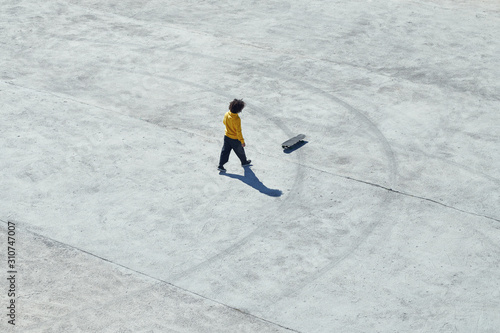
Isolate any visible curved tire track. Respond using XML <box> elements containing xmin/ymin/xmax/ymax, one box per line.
<box><xmin>156</xmin><ymin>50</ymin><xmax>398</xmax><ymax>288</ymax></box>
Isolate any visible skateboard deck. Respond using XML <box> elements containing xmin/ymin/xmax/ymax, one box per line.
<box><xmin>282</xmin><ymin>134</ymin><xmax>306</xmax><ymax>149</ymax></box>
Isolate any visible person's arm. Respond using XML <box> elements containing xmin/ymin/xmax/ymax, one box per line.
<box><xmin>236</xmin><ymin>117</ymin><xmax>245</xmax><ymax>147</ymax></box>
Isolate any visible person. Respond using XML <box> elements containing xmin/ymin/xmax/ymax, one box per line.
<box><xmin>218</xmin><ymin>99</ymin><xmax>251</xmax><ymax>172</ymax></box>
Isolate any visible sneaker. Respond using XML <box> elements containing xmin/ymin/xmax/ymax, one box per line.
<box><xmin>242</xmin><ymin>160</ymin><xmax>252</xmax><ymax>167</ymax></box>
<box><xmin>218</xmin><ymin>166</ymin><xmax>226</xmax><ymax>172</ymax></box>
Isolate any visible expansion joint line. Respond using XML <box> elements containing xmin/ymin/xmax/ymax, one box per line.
<box><xmin>0</xmin><ymin>220</ymin><xmax>302</xmax><ymax>333</ymax></box>
<box><xmin>246</xmin><ymin>148</ymin><xmax>499</xmax><ymax>224</ymax></box>
<box><xmin>302</xmin><ymin>163</ymin><xmax>500</xmax><ymax>224</ymax></box>
<box><xmin>2</xmin><ymin>79</ymin><xmax>496</xmax><ymax>224</ymax></box>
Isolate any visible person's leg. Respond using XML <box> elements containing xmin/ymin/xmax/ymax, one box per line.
<box><xmin>232</xmin><ymin>139</ymin><xmax>249</xmax><ymax>165</ymax></box>
<box><xmin>218</xmin><ymin>136</ymin><xmax>232</xmax><ymax>167</ymax></box>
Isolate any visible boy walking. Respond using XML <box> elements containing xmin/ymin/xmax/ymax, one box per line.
<box><xmin>218</xmin><ymin>99</ymin><xmax>251</xmax><ymax>172</ymax></box>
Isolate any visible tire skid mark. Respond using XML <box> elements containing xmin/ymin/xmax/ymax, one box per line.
<box><xmin>128</xmin><ymin>75</ymin><xmax>308</xmax><ymax>282</ymax></box>
<box><xmin>157</xmin><ymin>51</ymin><xmax>396</xmax><ymax>289</ymax></box>
<box><xmin>174</xmin><ymin>50</ymin><xmax>399</xmax><ymax>188</ymax></box>
<box><xmin>10</xmin><ymin>30</ymin><xmax>399</xmax><ymax>301</ymax></box>
<box><xmin>170</xmin><ymin>102</ymin><xmax>307</xmax><ymax>282</ymax></box>
<box><xmin>87</xmin><ymin>48</ymin><xmax>397</xmax><ymax>287</ymax></box>
<box><xmin>269</xmin><ymin>190</ymin><xmax>395</xmax><ymax>306</ymax></box>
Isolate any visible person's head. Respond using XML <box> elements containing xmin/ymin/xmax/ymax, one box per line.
<box><xmin>229</xmin><ymin>99</ymin><xmax>245</xmax><ymax>113</ymax></box>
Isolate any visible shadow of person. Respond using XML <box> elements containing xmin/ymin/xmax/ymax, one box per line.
<box><xmin>220</xmin><ymin>167</ymin><xmax>283</xmax><ymax>197</ymax></box>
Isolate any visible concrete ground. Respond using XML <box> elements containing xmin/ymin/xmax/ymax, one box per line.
<box><xmin>1</xmin><ymin>0</ymin><xmax>499</xmax><ymax>332</ymax></box>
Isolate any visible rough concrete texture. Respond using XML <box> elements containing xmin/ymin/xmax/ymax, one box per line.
<box><xmin>1</xmin><ymin>0</ymin><xmax>499</xmax><ymax>332</ymax></box>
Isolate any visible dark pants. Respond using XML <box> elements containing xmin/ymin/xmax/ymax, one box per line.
<box><xmin>219</xmin><ymin>136</ymin><xmax>247</xmax><ymax>167</ymax></box>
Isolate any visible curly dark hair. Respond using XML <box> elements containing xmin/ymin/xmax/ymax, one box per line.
<box><xmin>229</xmin><ymin>99</ymin><xmax>245</xmax><ymax>113</ymax></box>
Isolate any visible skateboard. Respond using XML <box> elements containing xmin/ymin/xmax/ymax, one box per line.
<box><xmin>282</xmin><ymin>134</ymin><xmax>306</xmax><ymax>149</ymax></box>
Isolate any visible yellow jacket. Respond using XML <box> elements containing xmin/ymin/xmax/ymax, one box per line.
<box><xmin>223</xmin><ymin>111</ymin><xmax>245</xmax><ymax>144</ymax></box>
